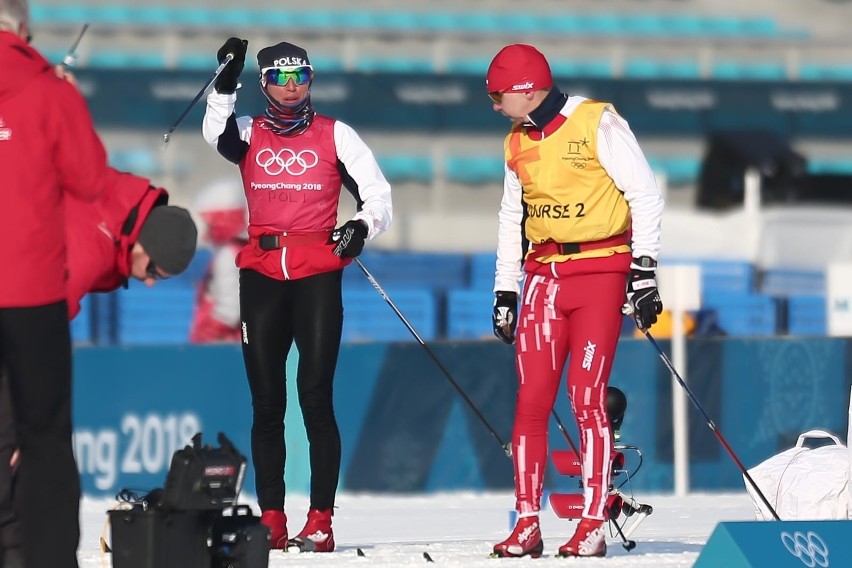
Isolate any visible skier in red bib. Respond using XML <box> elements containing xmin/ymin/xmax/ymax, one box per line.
<box><xmin>202</xmin><ymin>38</ymin><xmax>393</xmax><ymax>552</ymax></box>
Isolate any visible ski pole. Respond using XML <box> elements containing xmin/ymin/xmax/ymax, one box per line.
<box><xmin>61</xmin><ymin>22</ymin><xmax>89</xmax><ymax>69</ymax></box>
<box><xmin>624</xmin><ymin>305</ymin><xmax>781</xmax><ymax>521</ymax></box>
<box><xmin>162</xmin><ymin>53</ymin><xmax>234</xmax><ymax>145</ymax></box>
<box><xmin>354</xmin><ymin>258</ymin><xmax>511</xmax><ymax>457</ymax></box>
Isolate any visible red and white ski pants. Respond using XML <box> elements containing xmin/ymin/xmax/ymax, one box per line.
<box><xmin>512</xmin><ymin>254</ymin><xmax>629</xmax><ymax>520</ymax></box>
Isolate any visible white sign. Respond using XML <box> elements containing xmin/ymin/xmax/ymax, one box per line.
<box><xmin>827</xmin><ymin>263</ymin><xmax>852</xmax><ymax>336</ymax></box>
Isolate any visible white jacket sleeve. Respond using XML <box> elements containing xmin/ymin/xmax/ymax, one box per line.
<box><xmin>208</xmin><ymin>246</ymin><xmax>241</xmax><ymax>327</ymax></box>
<box><xmin>333</xmin><ymin>121</ymin><xmax>393</xmax><ymax>239</ymax></box>
<box><xmin>596</xmin><ymin>108</ymin><xmax>664</xmax><ymax>261</ymax></box>
<box><xmin>202</xmin><ymin>91</ymin><xmax>254</xmax><ymax>147</ymax></box>
<box><xmin>494</xmin><ymin>163</ymin><xmax>525</xmax><ymax>294</ymax></box>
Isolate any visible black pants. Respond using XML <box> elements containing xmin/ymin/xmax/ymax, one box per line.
<box><xmin>0</xmin><ymin>302</ymin><xmax>80</xmax><ymax>568</ymax></box>
<box><xmin>0</xmin><ymin>368</ymin><xmax>19</xmax><ymax>556</ymax></box>
<box><xmin>240</xmin><ymin>269</ymin><xmax>343</xmax><ymax>512</ymax></box>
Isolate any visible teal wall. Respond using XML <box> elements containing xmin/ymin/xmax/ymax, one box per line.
<box><xmin>72</xmin><ymin>338</ymin><xmax>852</xmax><ymax>497</ymax></box>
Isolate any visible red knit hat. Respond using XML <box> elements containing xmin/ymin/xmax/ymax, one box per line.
<box><xmin>486</xmin><ymin>44</ymin><xmax>553</xmax><ymax>94</ymax></box>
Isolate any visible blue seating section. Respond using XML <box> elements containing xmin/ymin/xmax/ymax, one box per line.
<box><xmin>691</xmin><ymin>259</ymin><xmax>756</xmax><ymax>296</ymax></box>
<box><xmin>807</xmin><ymin>159</ymin><xmax>852</xmax><ymax>176</ymax></box>
<box><xmin>342</xmin><ymin>251</ymin><xmax>469</xmax><ymax>293</ymax></box>
<box><xmin>342</xmin><ymin>289</ymin><xmax>437</xmax><ymax>342</ymax></box>
<box><xmin>376</xmin><ymin>155</ymin><xmax>433</xmax><ymax>183</ymax></box>
<box><xmin>78</xmin><ymin>251</ymin><xmax>831</xmax><ymax>344</ymax></box>
<box><xmin>30</xmin><ymin>7</ymin><xmax>804</xmax><ymax>39</ymax></box>
<box><xmin>70</xmin><ymin>295</ymin><xmax>92</xmax><ymax>344</ymax></box>
<box><xmin>787</xmin><ymin>295</ymin><xmax>827</xmax><ymax>336</ymax></box>
<box><xmin>446</xmin><ymin>289</ymin><xmax>494</xmax><ymax>340</ymax></box>
<box><xmin>702</xmin><ymin>293</ymin><xmax>778</xmax><ymax>336</ymax></box>
<box><xmin>117</xmin><ymin>285</ymin><xmax>196</xmax><ymax>344</ymax></box>
<box><xmin>375</xmin><ymin>154</ymin><xmax>701</xmax><ymax>186</ymax></box>
<box><xmin>760</xmin><ymin>269</ymin><xmax>825</xmax><ymax>297</ymax></box>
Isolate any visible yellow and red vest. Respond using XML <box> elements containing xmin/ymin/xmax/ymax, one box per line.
<box><xmin>505</xmin><ymin>100</ymin><xmax>632</xmax><ymax>263</ymax></box>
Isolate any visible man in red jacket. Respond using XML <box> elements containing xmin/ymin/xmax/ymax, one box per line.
<box><xmin>0</xmin><ymin>167</ymin><xmax>198</xmax><ymax>567</ymax></box>
<box><xmin>0</xmin><ymin>2</ymin><xmax>111</xmax><ymax>566</ymax></box>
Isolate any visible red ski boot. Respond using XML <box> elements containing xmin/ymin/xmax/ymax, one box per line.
<box><xmin>491</xmin><ymin>515</ymin><xmax>543</xmax><ymax>558</ymax></box>
<box><xmin>557</xmin><ymin>517</ymin><xmax>607</xmax><ymax>557</ymax></box>
<box><xmin>260</xmin><ymin>510</ymin><xmax>288</xmax><ymax>549</ymax></box>
<box><xmin>288</xmin><ymin>509</ymin><xmax>335</xmax><ymax>552</ymax></box>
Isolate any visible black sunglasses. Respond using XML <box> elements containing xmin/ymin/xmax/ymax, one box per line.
<box><xmin>146</xmin><ymin>261</ymin><xmax>169</xmax><ymax>281</ymax></box>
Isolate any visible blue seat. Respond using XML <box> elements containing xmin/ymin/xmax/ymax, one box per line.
<box><xmin>117</xmin><ymin>287</ymin><xmax>196</xmax><ymax>345</ymax></box>
<box><xmin>445</xmin><ymin>58</ymin><xmax>490</xmax><ymax>75</ymax></box>
<box><xmin>787</xmin><ymin>295</ymin><xmax>826</xmax><ymax>336</ymax></box>
<box><xmin>693</xmin><ymin>259</ymin><xmax>756</xmax><ymax>296</ymax></box>
<box><xmin>550</xmin><ymin>60</ymin><xmax>613</xmax><ymax>78</ymax></box>
<box><xmin>702</xmin><ymin>294</ymin><xmax>777</xmax><ymax>336</ymax></box>
<box><xmin>343</xmin><ymin>252</ymin><xmax>469</xmax><ymax>293</ymax></box>
<box><xmin>712</xmin><ymin>61</ymin><xmax>786</xmax><ymax>81</ymax></box>
<box><xmin>71</xmin><ymin>295</ymin><xmax>93</xmax><ymax>345</ymax></box>
<box><xmin>800</xmin><ymin>64</ymin><xmax>852</xmax><ymax>82</ymax></box>
<box><xmin>807</xmin><ymin>159</ymin><xmax>852</xmax><ymax>175</ymax></box>
<box><xmin>87</xmin><ymin>51</ymin><xmax>167</xmax><ymax>69</ymax></box>
<box><xmin>445</xmin><ymin>156</ymin><xmax>503</xmax><ymax>185</ymax></box>
<box><xmin>446</xmin><ymin>289</ymin><xmax>495</xmax><ymax>340</ymax></box>
<box><xmin>469</xmin><ymin>252</ymin><xmax>497</xmax><ymax>291</ymax></box>
<box><xmin>109</xmin><ymin>148</ymin><xmax>162</xmax><ymax>176</ymax></box>
<box><xmin>342</xmin><ymin>289</ymin><xmax>436</xmax><ymax>342</ymax></box>
<box><xmin>760</xmin><ymin>269</ymin><xmax>825</xmax><ymax>297</ymax></box>
<box><xmin>647</xmin><ymin>156</ymin><xmax>702</xmax><ymax>185</ymax></box>
<box><xmin>624</xmin><ymin>59</ymin><xmax>700</xmax><ymax>80</ymax></box>
<box><xmin>376</xmin><ymin>155</ymin><xmax>433</xmax><ymax>183</ymax></box>
<box><xmin>359</xmin><ymin>57</ymin><xmax>434</xmax><ymax>74</ymax></box>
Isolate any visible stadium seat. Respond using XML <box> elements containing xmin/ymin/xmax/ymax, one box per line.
<box><xmin>71</xmin><ymin>295</ymin><xmax>93</xmax><ymax>345</ymax></box>
<box><xmin>445</xmin><ymin>156</ymin><xmax>503</xmax><ymax>185</ymax></box>
<box><xmin>342</xmin><ymin>289</ymin><xmax>437</xmax><ymax>342</ymax></box>
<box><xmin>787</xmin><ymin>295</ymin><xmax>827</xmax><ymax>336</ymax></box>
<box><xmin>376</xmin><ymin>155</ymin><xmax>433</xmax><ymax>183</ymax></box>
<box><xmin>760</xmin><ymin>269</ymin><xmax>825</xmax><ymax>297</ymax></box>
<box><xmin>702</xmin><ymin>293</ymin><xmax>778</xmax><ymax>336</ymax></box>
<box><xmin>343</xmin><ymin>251</ymin><xmax>469</xmax><ymax>293</ymax></box>
<box><xmin>117</xmin><ymin>286</ymin><xmax>196</xmax><ymax>345</ymax></box>
<box><xmin>690</xmin><ymin>259</ymin><xmax>756</xmax><ymax>296</ymax></box>
<box><xmin>446</xmin><ymin>289</ymin><xmax>495</xmax><ymax>340</ymax></box>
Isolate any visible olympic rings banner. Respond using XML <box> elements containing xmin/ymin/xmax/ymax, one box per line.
<box><xmin>696</xmin><ymin>520</ymin><xmax>850</xmax><ymax>567</ymax></box>
<box><xmin>71</xmin><ymin>70</ymin><xmax>852</xmax><ymax>137</ymax></box>
<box><xmin>72</xmin><ymin>337</ymin><xmax>852</xmax><ymax>498</ymax></box>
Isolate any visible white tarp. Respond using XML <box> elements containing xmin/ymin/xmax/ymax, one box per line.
<box><xmin>745</xmin><ymin>429</ymin><xmax>850</xmax><ymax>520</ymax></box>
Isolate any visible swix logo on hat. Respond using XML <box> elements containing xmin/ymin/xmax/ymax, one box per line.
<box><xmin>486</xmin><ymin>44</ymin><xmax>553</xmax><ymax>94</ymax></box>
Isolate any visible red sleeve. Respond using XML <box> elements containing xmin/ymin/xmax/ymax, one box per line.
<box><xmin>51</xmin><ymin>78</ymin><xmax>109</xmax><ymax>202</ymax></box>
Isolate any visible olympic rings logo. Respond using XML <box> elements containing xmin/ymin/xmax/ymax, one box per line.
<box><xmin>255</xmin><ymin>148</ymin><xmax>319</xmax><ymax>176</ymax></box>
<box><xmin>781</xmin><ymin>531</ymin><xmax>829</xmax><ymax>567</ymax></box>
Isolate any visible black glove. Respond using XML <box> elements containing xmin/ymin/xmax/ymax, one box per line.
<box><xmin>492</xmin><ymin>291</ymin><xmax>518</xmax><ymax>345</ymax></box>
<box><xmin>626</xmin><ymin>256</ymin><xmax>663</xmax><ymax>330</ymax></box>
<box><xmin>214</xmin><ymin>37</ymin><xmax>248</xmax><ymax>94</ymax></box>
<box><xmin>328</xmin><ymin>220</ymin><xmax>368</xmax><ymax>258</ymax></box>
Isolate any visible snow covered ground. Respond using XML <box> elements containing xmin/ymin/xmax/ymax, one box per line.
<box><xmin>80</xmin><ymin>491</ymin><xmax>756</xmax><ymax>567</ymax></box>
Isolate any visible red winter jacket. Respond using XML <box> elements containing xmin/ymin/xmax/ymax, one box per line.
<box><xmin>64</xmin><ymin>168</ymin><xmax>168</xmax><ymax>319</ymax></box>
<box><xmin>0</xmin><ymin>32</ymin><xmax>108</xmax><ymax>307</ymax></box>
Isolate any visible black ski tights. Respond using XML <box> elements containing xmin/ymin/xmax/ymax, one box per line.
<box><xmin>239</xmin><ymin>269</ymin><xmax>343</xmax><ymax>512</ymax></box>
